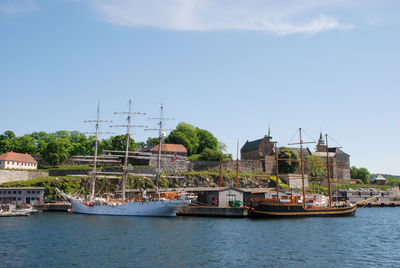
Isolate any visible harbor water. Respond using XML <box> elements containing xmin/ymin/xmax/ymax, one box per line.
<box><xmin>1</xmin><ymin>207</ymin><xmax>400</xmax><ymax>267</ymax></box>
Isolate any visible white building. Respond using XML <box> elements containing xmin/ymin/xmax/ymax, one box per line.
<box><xmin>0</xmin><ymin>151</ymin><xmax>38</xmax><ymax>169</ymax></box>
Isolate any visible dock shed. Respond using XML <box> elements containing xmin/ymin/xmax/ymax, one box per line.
<box><xmin>0</xmin><ymin>187</ymin><xmax>44</xmax><ymax>205</ymax></box>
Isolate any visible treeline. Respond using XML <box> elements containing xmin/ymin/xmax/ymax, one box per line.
<box><xmin>0</xmin><ymin>122</ymin><xmax>230</xmax><ymax>166</ymax></box>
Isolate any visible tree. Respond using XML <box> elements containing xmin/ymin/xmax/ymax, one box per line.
<box><xmin>2</xmin><ymin>130</ymin><xmax>16</xmax><ymax>140</ymax></box>
<box><xmin>195</xmin><ymin>128</ymin><xmax>218</xmax><ymax>154</ymax></box>
<box><xmin>165</xmin><ymin>122</ymin><xmax>221</xmax><ymax>157</ymax></box>
<box><xmin>146</xmin><ymin>137</ymin><xmax>160</xmax><ymax>148</ymax></box>
<box><xmin>43</xmin><ymin>138</ymin><xmax>71</xmax><ymax>166</ymax></box>
<box><xmin>278</xmin><ymin>147</ymin><xmax>299</xmax><ymax>174</ymax></box>
<box><xmin>100</xmin><ymin>135</ymin><xmax>136</xmax><ymax>152</ymax></box>
<box><xmin>306</xmin><ymin>155</ymin><xmax>327</xmax><ymax>178</ymax></box>
<box><xmin>13</xmin><ymin>135</ymin><xmax>37</xmax><ymax>154</ymax></box>
<box><xmin>351</xmin><ymin>166</ymin><xmax>370</xmax><ymax>184</ymax></box>
<box><xmin>0</xmin><ymin>130</ymin><xmax>16</xmax><ymax>154</ymax></box>
<box><xmin>167</xmin><ymin>131</ymin><xmax>192</xmax><ymax>154</ymax></box>
<box><xmin>199</xmin><ymin>148</ymin><xmax>221</xmax><ymax>161</ymax></box>
<box><xmin>166</xmin><ymin>122</ymin><xmax>199</xmax><ymax>155</ymax></box>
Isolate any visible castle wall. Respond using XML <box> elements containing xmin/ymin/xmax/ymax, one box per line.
<box><xmin>0</xmin><ymin>170</ymin><xmax>49</xmax><ymax>184</ymax></box>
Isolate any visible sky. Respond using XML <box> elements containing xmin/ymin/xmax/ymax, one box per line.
<box><xmin>0</xmin><ymin>0</ymin><xmax>399</xmax><ymax>175</ymax></box>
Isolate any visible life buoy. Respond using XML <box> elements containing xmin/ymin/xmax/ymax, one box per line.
<box><xmin>84</xmin><ymin>201</ymin><xmax>93</xmax><ymax>207</ymax></box>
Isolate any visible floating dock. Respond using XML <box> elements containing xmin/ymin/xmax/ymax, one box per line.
<box><xmin>177</xmin><ymin>206</ymin><xmax>248</xmax><ymax>217</ymax></box>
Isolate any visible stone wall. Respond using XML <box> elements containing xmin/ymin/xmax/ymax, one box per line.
<box><xmin>0</xmin><ymin>170</ymin><xmax>49</xmax><ymax>184</ymax></box>
<box><xmin>149</xmin><ymin>158</ymin><xmax>190</xmax><ymax>173</ymax></box>
<box><xmin>190</xmin><ymin>160</ymin><xmax>269</xmax><ymax>174</ymax></box>
<box><xmin>49</xmin><ymin>169</ymin><xmax>91</xmax><ymax>177</ymax></box>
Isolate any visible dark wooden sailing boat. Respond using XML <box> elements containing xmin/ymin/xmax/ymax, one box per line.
<box><xmin>249</xmin><ymin>129</ymin><xmax>357</xmax><ymax>218</ymax></box>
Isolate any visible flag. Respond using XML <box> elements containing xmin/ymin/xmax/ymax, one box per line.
<box><xmin>171</xmin><ymin>153</ymin><xmax>178</xmax><ymax>162</ymax></box>
<box><xmin>91</xmin><ymin>141</ymin><xmax>96</xmax><ymax>148</ymax></box>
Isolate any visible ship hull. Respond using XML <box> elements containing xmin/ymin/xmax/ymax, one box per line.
<box><xmin>249</xmin><ymin>203</ymin><xmax>357</xmax><ymax>218</ymax></box>
<box><xmin>69</xmin><ymin>199</ymin><xmax>190</xmax><ymax>217</ymax></box>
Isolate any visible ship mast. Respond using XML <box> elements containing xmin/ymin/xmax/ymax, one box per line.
<box><xmin>112</xmin><ymin>98</ymin><xmax>146</xmax><ymax>202</ymax></box>
<box><xmin>326</xmin><ymin>134</ymin><xmax>332</xmax><ymax>208</ymax></box>
<box><xmin>147</xmin><ymin>101</ymin><xmax>174</xmax><ymax>194</ymax></box>
<box><xmin>274</xmin><ymin>142</ymin><xmax>280</xmax><ymax>200</ymax></box>
<box><xmin>299</xmin><ymin>129</ymin><xmax>306</xmax><ymax>207</ymax></box>
<box><xmin>289</xmin><ymin>128</ymin><xmax>314</xmax><ymax>207</ymax></box>
<box><xmin>84</xmin><ymin>101</ymin><xmax>112</xmax><ymax>201</ymax></box>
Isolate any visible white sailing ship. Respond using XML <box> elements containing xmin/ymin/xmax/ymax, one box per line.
<box><xmin>57</xmin><ymin>99</ymin><xmax>191</xmax><ymax>216</ymax></box>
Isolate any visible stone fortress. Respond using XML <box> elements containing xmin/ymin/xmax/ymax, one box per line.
<box><xmin>240</xmin><ymin>128</ymin><xmax>351</xmax><ymax>181</ymax></box>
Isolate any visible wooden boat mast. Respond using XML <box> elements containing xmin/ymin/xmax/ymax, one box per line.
<box><xmin>326</xmin><ymin>134</ymin><xmax>332</xmax><ymax>207</ymax></box>
<box><xmin>274</xmin><ymin>141</ymin><xmax>280</xmax><ymax>199</ymax></box>
<box><xmin>236</xmin><ymin>140</ymin><xmax>239</xmax><ymax>188</ymax></box>
<box><xmin>299</xmin><ymin>128</ymin><xmax>306</xmax><ymax>207</ymax></box>
<box><xmin>289</xmin><ymin>128</ymin><xmax>314</xmax><ymax>206</ymax></box>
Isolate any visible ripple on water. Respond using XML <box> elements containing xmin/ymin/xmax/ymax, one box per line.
<box><xmin>1</xmin><ymin>208</ymin><xmax>400</xmax><ymax>267</ymax></box>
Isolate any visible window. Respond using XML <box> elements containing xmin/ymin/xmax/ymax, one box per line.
<box><xmin>8</xmin><ymin>191</ymin><xmax>11</xmax><ymax>194</ymax></box>
<box><xmin>17</xmin><ymin>197</ymin><xmax>21</xmax><ymax>201</ymax></box>
<box><xmin>13</xmin><ymin>191</ymin><xmax>16</xmax><ymax>194</ymax></box>
<box><xmin>18</xmin><ymin>191</ymin><xmax>21</xmax><ymax>194</ymax></box>
<box><xmin>27</xmin><ymin>191</ymin><xmax>31</xmax><ymax>194</ymax></box>
<box><xmin>227</xmin><ymin>194</ymin><xmax>236</xmax><ymax>201</ymax></box>
<box><xmin>0</xmin><ymin>191</ymin><xmax>2</xmax><ymax>194</ymax></box>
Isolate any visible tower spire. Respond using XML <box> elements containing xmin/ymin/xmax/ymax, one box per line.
<box><xmin>267</xmin><ymin>122</ymin><xmax>272</xmax><ymax>140</ymax></box>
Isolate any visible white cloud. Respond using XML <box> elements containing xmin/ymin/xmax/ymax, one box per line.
<box><xmin>0</xmin><ymin>0</ymin><xmax>38</xmax><ymax>15</ymax></box>
<box><xmin>87</xmin><ymin>0</ymin><xmax>355</xmax><ymax>35</ymax></box>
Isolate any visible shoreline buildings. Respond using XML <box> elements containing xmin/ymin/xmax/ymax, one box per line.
<box><xmin>240</xmin><ymin>130</ymin><xmax>351</xmax><ymax>181</ymax></box>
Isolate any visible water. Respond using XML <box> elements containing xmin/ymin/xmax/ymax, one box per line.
<box><xmin>1</xmin><ymin>207</ymin><xmax>400</xmax><ymax>267</ymax></box>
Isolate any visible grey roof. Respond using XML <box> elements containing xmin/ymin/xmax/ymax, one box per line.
<box><xmin>371</xmin><ymin>174</ymin><xmax>387</xmax><ymax>181</ymax></box>
<box><xmin>241</xmin><ymin>138</ymin><xmax>264</xmax><ymax>152</ymax></box>
<box><xmin>326</xmin><ymin>147</ymin><xmax>349</xmax><ymax>156</ymax></box>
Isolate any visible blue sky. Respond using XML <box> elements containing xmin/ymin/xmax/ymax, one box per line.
<box><xmin>1</xmin><ymin>0</ymin><xmax>399</xmax><ymax>174</ymax></box>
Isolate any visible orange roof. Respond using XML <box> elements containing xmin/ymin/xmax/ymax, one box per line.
<box><xmin>150</xmin><ymin>144</ymin><xmax>187</xmax><ymax>153</ymax></box>
<box><xmin>0</xmin><ymin>151</ymin><xmax>37</xmax><ymax>163</ymax></box>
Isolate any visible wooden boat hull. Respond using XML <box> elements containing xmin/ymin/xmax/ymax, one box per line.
<box><xmin>249</xmin><ymin>203</ymin><xmax>357</xmax><ymax>218</ymax></box>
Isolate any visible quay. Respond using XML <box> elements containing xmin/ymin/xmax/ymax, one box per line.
<box><xmin>357</xmin><ymin>201</ymin><xmax>400</xmax><ymax>207</ymax></box>
<box><xmin>177</xmin><ymin>206</ymin><xmax>248</xmax><ymax>217</ymax></box>
<box><xmin>35</xmin><ymin>202</ymin><xmax>72</xmax><ymax>212</ymax></box>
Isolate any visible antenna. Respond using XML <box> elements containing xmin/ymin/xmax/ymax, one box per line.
<box><xmin>84</xmin><ymin>101</ymin><xmax>113</xmax><ymax>201</ymax></box>
<box><xmin>110</xmin><ymin>97</ymin><xmax>147</xmax><ymax>202</ymax></box>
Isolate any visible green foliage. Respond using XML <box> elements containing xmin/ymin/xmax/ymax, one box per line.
<box><xmin>0</xmin><ymin>122</ymin><xmax>228</xmax><ymax>166</ymax></box>
<box><xmin>199</xmin><ymin>148</ymin><xmax>221</xmax><ymax>161</ymax></box>
<box><xmin>350</xmin><ymin>166</ymin><xmax>370</xmax><ymax>184</ymax></box>
<box><xmin>167</xmin><ymin>123</ymin><xmax>199</xmax><ymax>155</ymax></box>
<box><xmin>160</xmin><ymin>177</ymin><xmax>170</xmax><ymax>188</ymax></box>
<box><xmin>166</xmin><ymin>122</ymin><xmax>223</xmax><ymax>157</ymax></box>
<box><xmin>196</xmin><ymin>128</ymin><xmax>218</xmax><ymax>154</ymax></box>
<box><xmin>187</xmin><ymin>154</ymin><xmax>201</xmax><ymax>160</ymax></box>
<box><xmin>278</xmin><ymin>147</ymin><xmax>299</xmax><ymax>174</ymax></box>
<box><xmin>100</xmin><ymin>135</ymin><xmax>136</xmax><ymax>152</ymax></box>
<box><xmin>43</xmin><ymin>138</ymin><xmax>71</xmax><ymax>166</ymax></box>
<box><xmin>146</xmin><ymin>137</ymin><xmax>160</xmax><ymax>148</ymax></box>
<box><xmin>387</xmin><ymin>177</ymin><xmax>400</xmax><ymax>187</ymax></box>
<box><xmin>306</xmin><ymin>155</ymin><xmax>327</xmax><ymax>178</ymax></box>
